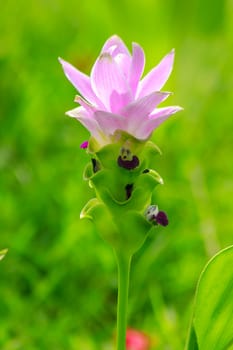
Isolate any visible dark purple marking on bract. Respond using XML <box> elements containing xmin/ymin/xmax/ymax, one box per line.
<box><xmin>80</xmin><ymin>140</ymin><xmax>89</xmax><ymax>149</ymax></box>
<box><xmin>91</xmin><ymin>158</ymin><xmax>100</xmax><ymax>173</ymax></box>
<box><xmin>156</xmin><ymin>211</ymin><xmax>169</xmax><ymax>226</ymax></box>
<box><xmin>117</xmin><ymin>155</ymin><xmax>139</xmax><ymax>170</ymax></box>
<box><xmin>142</xmin><ymin>169</ymin><xmax>150</xmax><ymax>174</ymax></box>
<box><xmin>125</xmin><ymin>184</ymin><xmax>133</xmax><ymax>200</ymax></box>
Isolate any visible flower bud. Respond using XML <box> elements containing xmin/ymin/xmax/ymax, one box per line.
<box><xmin>145</xmin><ymin>205</ymin><xmax>168</xmax><ymax>226</ymax></box>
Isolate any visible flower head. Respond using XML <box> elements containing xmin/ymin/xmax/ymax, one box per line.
<box><xmin>59</xmin><ymin>35</ymin><xmax>182</xmax><ymax>146</ymax></box>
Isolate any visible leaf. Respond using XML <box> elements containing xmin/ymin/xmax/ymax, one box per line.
<box><xmin>0</xmin><ymin>249</ymin><xmax>8</xmax><ymax>261</ymax></box>
<box><xmin>186</xmin><ymin>245</ymin><xmax>233</xmax><ymax>350</ymax></box>
<box><xmin>185</xmin><ymin>325</ymin><xmax>199</xmax><ymax>350</ymax></box>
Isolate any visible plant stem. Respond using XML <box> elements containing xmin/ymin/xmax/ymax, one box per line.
<box><xmin>115</xmin><ymin>251</ymin><xmax>132</xmax><ymax>350</ymax></box>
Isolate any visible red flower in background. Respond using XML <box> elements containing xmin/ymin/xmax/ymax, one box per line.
<box><xmin>126</xmin><ymin>329</ymin><xmax>150</xmax><ymax>350</ymax></box>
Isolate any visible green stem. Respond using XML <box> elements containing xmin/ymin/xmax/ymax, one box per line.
<box><xmin>115</xmin><ymin>251</ymin><xmax>132</xmax><ymax>350</ymax></box>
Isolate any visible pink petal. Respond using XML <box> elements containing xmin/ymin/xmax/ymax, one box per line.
<box><xmin>66</xmin><ymin>106</ymin><xmax>89</xmax><ymax>119</ymax></box>
<box><xmin>136</xmin><ymin>49</ymin><xmax>175</xmax><ymax>99</ymax></box>
<box><xmin>94</xmin><ymin>111</ymin><xmax>125</xmax><ymax>136</ymax></box>
<box><xmin>101</xmin><ymin>36</ymin><xmax>132</xmax><ymax>80</ymax></box>
<box><xmin>121</xmin><ymin>91</ymin><xmax>170</xmax><ymax>118</ymax></box>
<box><xmin>66</xmin><ymin>106</ymin><xmax>103</xmax><ymax>141</ymax></box>
<box><xmin>91</xmin><ymin>53</ymin><xmax>131</xmax><ymax>113</ymax></box>
<box><xmin>135</xmin><ymin>106</ymin><xmax>182</xmax><ymax>139</ymax></box>
<box><xmin>129</xmin><ymin>43</ymin><xmax>145</xmax><ymax>95</ymax></box>
<box><xmin>101</xmin><ymin>35</ymin><xmax>130</xmax><ymax>56</ymax></box>
<box><xmin>120</xmin><ymin>91</ymin><xmax>170</xmax><ymax>135</ymax></box>
<box><xmin>149</xmin><ymin>105</ymin><xmax>183</xmax><ymax>119</ymax></box>
<box><xmin>114</xmin><ymin>53</ymin><xmax>131</xmax><ymax>79</ymax></box>
<box><xmin>58</xmin><ymin>57</ymin><xmax>105</xmax><ymax>108</ymax></box>
<box><xmin>74</xmin><ymin>95</ymin><xmax>97</xmax><ymax>115</ymax></box>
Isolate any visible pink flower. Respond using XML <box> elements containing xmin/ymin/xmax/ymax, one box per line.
<box><xmin>126</xmin><ymin>329</ymin><xmax>150</xmax><ymax>350</ymax></box>
<box><xmin>59</xmin><ymin>35</ymin><xmax>182</xmax><ymax>145</ymax></box>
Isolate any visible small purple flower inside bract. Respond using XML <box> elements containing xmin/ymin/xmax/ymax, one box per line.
<box><xmin>156</xmin><ymin>211</ymin><xmax>169</xmax><ymax>226</ymax></box>
<box><xmin>59</xmin><ymin>35</ymin><xmax>182</xmax><ymax>147</ymax></box>
<box><xmin>80</xmin><ymin>140</ymin><xmax>89</xmax><ymax>149</ymax></box>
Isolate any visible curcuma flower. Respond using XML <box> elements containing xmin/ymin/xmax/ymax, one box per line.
<box><xmin>60</xmin><ymin>36</ymin><xmax>181</xmax><ymax>350</ymax></box>
<box><xmin>59</xmin><ymin>35</ymin><xmax>182</xmax><ymax>146</ymax></box>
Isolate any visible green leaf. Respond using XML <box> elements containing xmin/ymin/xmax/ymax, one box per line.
<box><xmin>0</xmin><ymin>249</ymin><xmax>8</xmax><ymax>261</ymax></box>
<box><xmin>186</xmin><ymin>325</ymin><xmax>199</xmax><ymax>350</ymax></box>
<box><xmin>186</xmin><ymin>245</ymin><xmax>233</xmax><ymax>350</ymax></box>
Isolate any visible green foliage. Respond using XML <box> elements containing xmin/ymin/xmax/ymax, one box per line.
<box><xmin>0</xmin><ymin>249</ymin><xmax>8</xmax><ymax>261</ymax></box>
<box><xmin>186</xmin><ymin>246</ymin><xmax>233</xmax><ymax>350</ymax></box>
<box><xmin>0</xmin><ymin>0</ymin><xmax>233</xmax><ymax>348</ymax></box>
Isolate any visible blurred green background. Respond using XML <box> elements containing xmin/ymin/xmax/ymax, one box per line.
<box><xmin>0</xmin><ymin>0</ymin><xmax>233</xmax><ymax>349</ymax></box>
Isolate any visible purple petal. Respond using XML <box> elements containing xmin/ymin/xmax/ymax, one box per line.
<box><xmin>120</xmin><ymin>91</ymin><xmax>170</xmax><ymax>135</ymax></box>
<box><xmin>94</xmin><ymin>111</ymin><xmax>125</xmax><ymax>136</ymax></box>
<box><xmin>91</xmin><ymin>53</ymin><xmax>131</xmax><ymax>113</ymax></box>
<box><xmin>136</xmin><ymin>49</ymin><xmax>175</xmax><ymax>99</ymax></box>
<box><xmin>101</xmin><ymin>35</ymin><xmax>130</xmax><ymax>56</ymax></box>
<box><xmin>129</xmin><ymin>43</ymin><xmax>145</xmax><ymax>95</ymax></box>
<box><xmin>134</xmin><ymin>106</ymin><xmax>182</xmax><ymax>139</ymax></box>
<box><xmin>59</xmin><ymin>57</ymin><xmax>105</xmax><ymax>109</ymax></box>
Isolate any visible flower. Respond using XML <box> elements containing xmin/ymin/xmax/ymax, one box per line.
<box><xmin>59</xmin><ymin>35</ymin><xmax>182</xmax><ymax>145</ymax></box>
<box><xmin>59</xmin><ymin>35</ymin><xmax>182</xmax><ymax>146</ymax></box>
<box><xmin>126</xmin><ymin>329</ymin><xmax>150</xmax><ymax>350</ymax></box>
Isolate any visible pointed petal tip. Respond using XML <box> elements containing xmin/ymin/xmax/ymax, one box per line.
<box><xmin>65</xmin><ymin>109</ymin><xmax>80</xmax><ymax>118</ymax></box>
<box><xmin>101</xmin><ymin>34</ymin><xmax>125</xmax><ymax>52</ymax></box>
<box><xmin>158</xmin><ymin>90</ymin><xmax>172</xmax><ymax>97</ymax></box>
<box><xmin>166</xmin><ymin>106</ymin><xmax>184</xmax><ymax>116</ymax></box>
<box><xmin>168</xmin><ymin>48</ymin><xmax>175</xmax><ymax>60</ymax></box>
<box><xmin>110</xmin><ymin>34</ymin><xmax>122</xmax><ymax>41</ymax></box>
<box><xmin>58</xmin><ymin>56</ymin><xmax>65</xmax><ymax>65</ymax></box>
<box><xmin>132</xmin><ymin>41</ymin><xmax>144</xmax><ymax>51</ymax></box>
<box><xmin>74</xmin><ymin>95</ymin><xmax>80</xmax><ymax>103</ymax></box>
<box><xmin>65</xmin><ymin>110</ymin><xmax>73</xmax><ymax>118</ymax></box>
<box><xmin>175</xmin><ymin>106</ymin><xmax>184</xmax><ymax>112</ymax></box>
<box><xmin>74</xmin><ymin>95</ymin><xmax>87</xmax><ymax>104</ymax></box>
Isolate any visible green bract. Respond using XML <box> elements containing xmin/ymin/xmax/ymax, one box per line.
<box><xmin>81</xmin><ymin>131</ymin><xmax>163</xmax><ymax>254</ymax></box>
